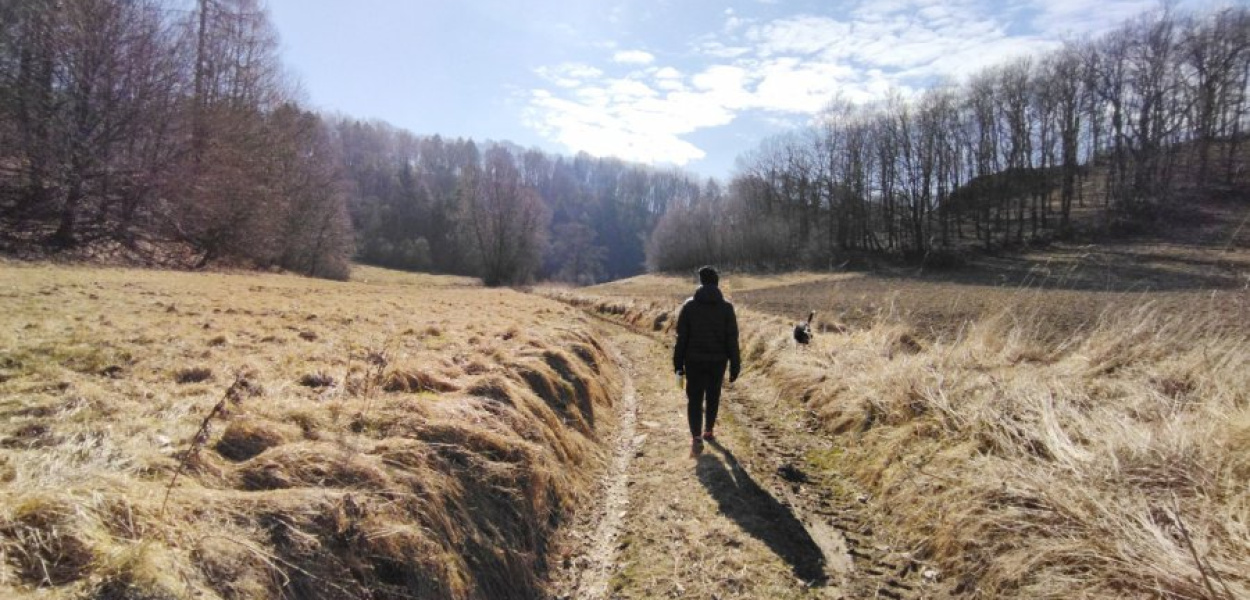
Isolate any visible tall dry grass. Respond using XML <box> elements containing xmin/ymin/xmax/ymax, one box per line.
<box><xmin>546</xmin><ymin>285</ymin><xmax>1249</xmax><ymax>598</ymax></box>
<box><xmin>0</xmin><ymin>263</ymin><xmax>620</xmax><ymax>599</ymax></box>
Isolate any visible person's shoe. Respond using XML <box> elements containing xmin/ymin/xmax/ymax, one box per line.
<box><xmin>691</xmin><ymin>437</ymin><xmax>704</xmax><ymax>457</ymax></box>
<box><xmin>701</xmin><ymin>430</ymin><xmax>715</xmax><ymax>441</ymax></box>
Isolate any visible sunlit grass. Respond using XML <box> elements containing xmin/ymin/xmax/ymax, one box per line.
<box><xmin>0</xmin><ymin>262</ymin><xmax>619</xmax><ymax>599</ymax></box>
<box><xmin>550</xmin><ymin>272</ymin><xmax>1250</xmax><ymax>599</ymax></box>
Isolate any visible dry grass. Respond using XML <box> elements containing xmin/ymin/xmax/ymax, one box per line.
<box><xmin>547</xmin><ymin>260</ymin><xmax>1250</xmax><ymax>599</ymax></box>
<box><xmin>0</xmin><ymin>262</ymin><xmax>620</xmax><ymax>599</ymax></box>
<box><xmin>593</xmin><ymin>242</ymin><xmax>1250</xmax><ymax>344</ymax></box>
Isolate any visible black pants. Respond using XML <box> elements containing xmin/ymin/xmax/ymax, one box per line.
<box><xmin>685</xmin><ymin>361</ymin><xmax>726</xmax><ymax>439</ymax></box>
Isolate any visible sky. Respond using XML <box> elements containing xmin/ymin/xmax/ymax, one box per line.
<box><xmin>266</xmin><ymin>0</ymin><xmax>1235</xmax><ymax>181</ymax></box>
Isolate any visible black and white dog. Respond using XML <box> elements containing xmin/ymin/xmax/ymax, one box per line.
<box><xmin>793</xmin><ymin>311</ymin><xmax>814</xmax><ymax>347</ymax></box>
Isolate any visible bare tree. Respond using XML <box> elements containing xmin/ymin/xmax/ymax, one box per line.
<box><xmin>549</xmin><ymin>220</ymin><xmax>606</xmax><ymax>284</ymax></box>
<box><xmin>463</xmin><ymin>146</ymin><xmax>549</xmax><ymax>286</ymax></box>
<box><xmin>0</xmin><ymin>0</ymin><xmax>183</xmax><ymax>249</ymax></box>
<box><xmin>1047</xmin><ymin>44</ymin><xmax>1089</xmax><ymax>233</ymax></box>
<box><xmin>1180</xmin><ymin>9</ymin><xmax>1250</xmax><ymax>188</ymax></box>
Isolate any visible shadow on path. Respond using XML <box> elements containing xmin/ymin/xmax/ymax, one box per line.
<box><xmin>695</xmin><ymin>441</ymin><xmax>828</xmax><ymax>586</ymax></box>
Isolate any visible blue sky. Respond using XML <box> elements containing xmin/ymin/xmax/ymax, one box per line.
<box><xmin>267</xmin><ymin>0</ymin><xmax>1231</xmax><ymax>181</ymax></box>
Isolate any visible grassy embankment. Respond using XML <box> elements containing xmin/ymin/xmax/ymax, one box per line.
<box><xmin>0</xmin><ymin>262</ymin><xmax>619</xmax><ymax>600</ymax></box>
<box><xmin>550</xmin><ymin>249</ymin><xmax>1249</xmax><ymax>599</ymax></box>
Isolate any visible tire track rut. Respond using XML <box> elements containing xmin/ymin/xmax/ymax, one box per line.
<box><xmin>547</xmin><ymin>315</ymin><xmax>936</xmax><ymax>599</ymax></box>
<box><xmin>549</xmin><ymin>325</ymin><xmax>642</xmax><ymax>600</ymax></box>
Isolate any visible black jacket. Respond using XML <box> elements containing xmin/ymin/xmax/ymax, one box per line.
<box><xmin>673</xmin><ymin>285</ymin><xmax>741</xmax><ymax>377</ymax></box>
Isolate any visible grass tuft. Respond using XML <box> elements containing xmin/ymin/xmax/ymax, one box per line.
<box><xmin>215</xmin><ymin>418</ymin><xmax>289</xmax><ymax>461</ymax></box>
<box><xmin>0</xmin><ymin>264</ymin><xmax>622</xmax><ymax>599</ymax></box>
<box><xmin>173</xmin><ymin>367</ymin><xmax>212</xmax><ymax>384</ymax></box>
<box><xmin>297</xmin><ymin>371</ymin><xmax>335</xmax><ymax>388</ymax></box>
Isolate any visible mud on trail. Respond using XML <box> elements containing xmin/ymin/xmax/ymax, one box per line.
<box><xmin>547</xmin><ymin>317</ymin><xmax>937</xmax><ymax>600</ymax></box>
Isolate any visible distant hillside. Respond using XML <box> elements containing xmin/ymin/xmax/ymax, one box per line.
<box><xmin>646</xmin><ymin>7</ymin><xmax>1250</xmax><ymax>273</ymax></box>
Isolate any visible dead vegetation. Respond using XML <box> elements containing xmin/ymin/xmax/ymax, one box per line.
<box><xmin>588</xmin><ymin>240</ymin><xmax>1250</xmax><ymax>343</ymax></box>
<box><xmin>545</xmin><ymin>259</ymin><xmax>1250</xmax><ymax>598</ymax></box>
<box><xmin>0</xmin><ymin>263</ymin><xmax>620</xmax><ymax>599</ymax></box>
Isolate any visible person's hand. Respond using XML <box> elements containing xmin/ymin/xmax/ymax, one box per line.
<box><xmin>675</xmin><ymin>368</ymin><xmax>684</xmax><ymax>377</ymax></box>
<box><xmin>729</xmin><ymin>367</ymin><xmax>739</xmax><ymax>383</ymax></box>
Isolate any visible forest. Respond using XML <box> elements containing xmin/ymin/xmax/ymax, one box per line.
<box><xmin>0</xmin><ymin>0</ymin><xmax>709</xmax><ymax>284</ymax></box>
<box><xmin>649</xmin><ymin>7</ymin><xmax>1250</xmax><ymax>271</ymax></box>
<box><xmin>2</xmin><ymin>1</ymin><xmax>1248</xmax><ymax>284</ymax></box>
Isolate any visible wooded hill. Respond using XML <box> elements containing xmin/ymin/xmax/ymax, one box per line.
<box><xmin>0</xmin><ymin>0</ymin><xmax>708</xmax><ymax>285</ymax></box>
<box><xmin>647</xmin><ymin>7</ymin><xmax>1250</xmax><ymax>271</ymax></box>
<box><xmin>330</xmin><ymin>121</ymin><xmax>709</xmax><ymax>285</ymax></box>
<box><xmin>3</xmin><ymin>2</ymin><xmax>1247</xmax><ymax>284</ymax></box>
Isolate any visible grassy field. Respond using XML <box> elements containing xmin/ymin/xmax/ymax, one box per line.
<box><xmin>561</xmin><ymin>239</ymin><xmax>1250</xmax><ymax>599</ymax></box>
<box><xmin>0</xmin><ymin>262</ymin><xmax>619</xmax><ymax>599</ymax></box>
<box><xmin>593</xmin><ymin>240</ymin><xmax>1250</xmax><ymax>343</ymax></box>
<box><xmin>2</xmin><ymin>231</ymin><xmax>1246</xmax><ymax>599</ymax></box>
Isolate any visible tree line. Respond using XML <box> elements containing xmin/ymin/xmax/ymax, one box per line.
<box><xmin>331</xmin><ymin>119</ymin><xmax>704</xmax><ymax>285</ymax></box>
<box><xmin>0</xmin><ymin>0</ymin><xmax>700</xmax><ymax>284</ymax></box>
<box><xmin>11</xmin><ymin>2</ymin><xmax>1239</xmax><ymax>283</ymax></box>
<box><xmin>647</xmin><ymin>7</ymin><xmax>1250</xmax><ymax>272</ymax></box>
<box><xmin>0</xmin><ymin>0</ymin><xmax>355</xmax><ymax>278</ymax></box>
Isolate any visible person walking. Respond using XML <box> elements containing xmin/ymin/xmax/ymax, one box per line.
<box><xmin>673</xmin><ymin>266</ymin><xmax>741</xmax><ymax>456</ymax></box>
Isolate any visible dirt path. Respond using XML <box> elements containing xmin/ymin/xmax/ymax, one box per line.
<box><xmin>548</xmin><ymin>318</ymin><xmax>935</xmax><ymax>600</ymax></box>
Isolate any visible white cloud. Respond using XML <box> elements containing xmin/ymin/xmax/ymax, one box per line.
<box><xmin>694</xmin><ymin>40</ymin><xmax>753</xmax><ymax>59</ymax></box>
<box><xmin>534</xmin><ymin>63</ymin><xmax>605</xmax><ymax>88</ymax></box>
<box><xmin>753</xmin><ymin>58</ymin><xmax>855</xmax><ymax>113</ymax></box>
<box><xmin>613</xmin><ymin>50</ymin><xmax>656</xmax><ymax>65</ymax></box>
<box><xmin>654</xmin><ymin>66</ymin><xmax>682</xmax><ymax>80</ymax></box>
<box><xmin>654</xmin><ymin>66</ymin><xmax>685</xmax><ymax>91</ymax></box>
<box><xmin>523</xmin><ymin>0</ymin><xmax>1220</xmax><ymax>169</ymax></box>
<box><xmin>524</xmin><ymin>87</ymin><xmax>710</xmax><ymax>165</ymax></box>
<box><xmin>746</xmin><ymin>16</ymin><xmax>849</xmax><ymax>56</ymax></box>
<box><xmin>1028</xmin><ymin>0</ymin><xmax>1157</xmax><ymax>36</ymax></box>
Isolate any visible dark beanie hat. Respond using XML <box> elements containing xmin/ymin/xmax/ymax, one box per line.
<box><xmin>698</xmin><ymin>266</ymin><xmax>718</xmax><ymax>286</ymax></box>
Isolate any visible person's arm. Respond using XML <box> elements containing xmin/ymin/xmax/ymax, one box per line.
<box><xmin>673</xmin><ymin>301</ymin><xmax>690</xmax><ymax>374</ymax></box>
<box><xmin>727</xmin><ymin>303</ymin><xmax>741</xmax><ymax>382</ymax></box>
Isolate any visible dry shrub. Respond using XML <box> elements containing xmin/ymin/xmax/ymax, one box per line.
<box><xmin>298</xmin><ymin>371</ymin><xmax>335</xmax><ymax>388</ymax></box>
<box><xmin>215</xmin><ymin>418</ymin><xmax>290</xmax><ymax>461</ymax></box>
<box><xmin>2</xmin><ymin>422</ymin><xmax>59</xmax><ymax>449</ymax></box>
<box><xmin>516</xmin><ymin>361</ymin><xmax>588</xmax><ymax>434</ymax></box>
<box><xmin>285</xmin><ymin>410</ymin><xmax>326</xmax><ymax>440</ymax></box>
<box><xmin>381</xmin><ymin>369</ymin><xmax>459</xmax><ymax>393</ymax></box>
<box><xmin>89</xmin><ymin>540</ymin><xmax>193</xmax><ymax>600</ymax></box>
<box><xmin>236</xmin><ymin>443</ymin><xmax>392</xmax><ymax>491</ymax></box>
<box><xmin>409</xmin><ymin>419</ymin><xmax>568</xmax><ymax>595</ymax></box>
<box><xmin>1225</xmin><ymin>414</ymin><xmax>1250</xmax><ymax>481</ymax></box>
<box><xmin>569</xmin><ymin>342</ymin><xmax>603</xmax><ymax>373</ymax></box>
<box><xmin>465</xmin><ymin>375</ymin><xmax>518</xmax><ymax>405</ymax></box>
<box><xmin>191</xmin><ymin>535</ymin><xmax>272</xmax><ymax>599</ymax></box>
<box><xmin>533</xmin><ymin>349</ymin><xmax>605</xmax><ymax>431</ymax></box>
<box><xmin>652</xmin><ymin>311</ymin><xmax>670</xmax><ymax>331</ymax></box>
<box><xmin>233</xmin><ymin>493</ymin><xmax>468</xmax><ymax>600</ymax></box>
<box><xmin>417</xmin><ymin>421</ymin><xmax>533</xmax><ymax>466</ymax></box>
<box><xmin>173</xmin><ymin>367</ymin><xmax>212</xmax><ymax>384</ymax></box>
<box><xmin>0</xmin><ymin>499</ymin><xmax>95</xmax><ymax>586</ymax></box>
